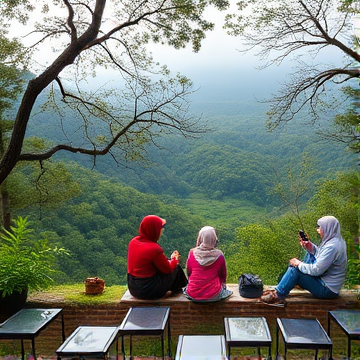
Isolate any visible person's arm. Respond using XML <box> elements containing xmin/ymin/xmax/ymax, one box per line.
<box><xmin>218</xmin><ymin>255</ymin><xmax>227</xmax><ymax>286</ymax></box>
<box><xmin>300</xmin><ymin>238</ymin><xmax>316</xmax><ymax>254</ymax></box>
<box><xmin>298</xmin><ymin>244</ymin><xmax>336</xmax><ymax>276</ymax></box>
<box><xmin>152</xmin><ymin>248</ymin><xmax>178</xmax><ymax>274</ymax></box>
<box><xmin>186</xmin><ymin>250</ymin><xmax>193</xmax><ymax>277</ymax></box>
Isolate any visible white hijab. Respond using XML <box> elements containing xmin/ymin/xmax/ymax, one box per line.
<box><xmin>192</xmin><ymin>226</ymin><xmax>223</xmax><ymax>266</ymax></box>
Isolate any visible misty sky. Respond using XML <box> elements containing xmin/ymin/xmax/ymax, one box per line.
<box><xmin>13</xmin><ymin>3</ymin><xmax>346</xmax><ymax>109</ymax></box>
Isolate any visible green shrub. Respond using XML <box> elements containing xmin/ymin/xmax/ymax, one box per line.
<box><xmin>0</xmin><ymin>216</ymin><xmax>68</xmax><ymax>296</ymax></box>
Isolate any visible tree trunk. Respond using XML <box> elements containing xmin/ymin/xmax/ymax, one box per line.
<box><xmin>0</xmin><ymin>186</ymin><xmax>11</xmax><ymax>230</ymax></box>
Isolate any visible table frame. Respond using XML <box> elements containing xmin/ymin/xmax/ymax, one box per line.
<box><xmin>0</xmin><ymin>308</ymin><xmax>65</xmax><ymax>360</ymax></box>
<box><xmin>224</xmin><ymin>316</ymin><xmax>272</xmax><ymax>359</ymax></box>
<box><xmin>118</xmin><ymin>307</ymin><xmax>171</xmax><ymax>360</ymax></box>
<box><xmin>276</xmin><ymin>318</ymin><xmax>333</xmax><ymax>360</ymax></box>
<box><xmin>328</xmin><ymin>309</ymin><xmax>360</xmax><ymax>360</ymax></box>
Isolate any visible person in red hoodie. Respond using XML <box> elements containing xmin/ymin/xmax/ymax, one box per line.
<box><xmin>127</xmin><ymin>215</ymin><xmax>188</xmax><ymax>299</ymax></box>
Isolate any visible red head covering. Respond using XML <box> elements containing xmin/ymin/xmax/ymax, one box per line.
<box><xmin>138</xmin><ymin>215</ymin><xmax>166</xmax><ymax>242</ymax></box>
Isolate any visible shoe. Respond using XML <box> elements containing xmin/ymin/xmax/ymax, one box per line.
<box><xmin>260</xmin><ymin>290</ymin><xmax>286</xmax><ymax>307</ymax></box>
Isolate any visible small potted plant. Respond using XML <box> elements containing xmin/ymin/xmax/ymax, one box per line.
<box><xmin>0</xmin><ymin>216</ymin><xmax>68</xmax><ymax>319</ymax></box>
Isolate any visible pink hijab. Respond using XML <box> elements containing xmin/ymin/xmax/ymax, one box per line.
<box><xmin>192</xmin><ymin>226</ymin><xmax>223</xmax><ymax>266</ymax></box>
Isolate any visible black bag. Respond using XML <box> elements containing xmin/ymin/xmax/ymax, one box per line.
<box><xmin>238</xmin><ymin>273</ymin><xmax>263</xmax><ymax>298</ymax></box>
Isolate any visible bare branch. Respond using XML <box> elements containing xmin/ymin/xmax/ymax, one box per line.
<box><xmin>62</xmin><ymin>0</ymin><xmax>77</xmax><ymax>42</ymax></box>
<box><xmin>226</xmin><ymin>0</ymin><xmax>360</xmax><ymax>127</ymax></box>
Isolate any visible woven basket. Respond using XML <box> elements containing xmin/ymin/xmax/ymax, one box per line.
<box><xmin>85</xmin><ymin>277</ymin><xmax>105</xmax><ymax>295</ymax></box>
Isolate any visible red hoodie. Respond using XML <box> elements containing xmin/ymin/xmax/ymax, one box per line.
<box><xmin>127</xmin><ymin>215</ymin><xmax>178</xmax><ymax>278</ymax></box>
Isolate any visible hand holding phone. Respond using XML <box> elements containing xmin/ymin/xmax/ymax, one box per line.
<box><xmin>298</xmin><ymin>230</ymin><xmax>309</xmax><ymax>242</ymax></box>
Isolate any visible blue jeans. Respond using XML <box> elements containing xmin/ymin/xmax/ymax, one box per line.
<box><xmin>275</xmin><ymin>253</ymin><xmax>338</xmax><ymax>299</ymax></box>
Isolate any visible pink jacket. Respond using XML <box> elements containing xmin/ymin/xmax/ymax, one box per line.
<box><xmin>186</xmin><ymin>249</ymin><xmax>227</xmax><ymax>300</ymax></box>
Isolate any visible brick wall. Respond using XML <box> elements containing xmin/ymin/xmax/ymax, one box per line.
<box><xmin>3</xmin><ymin>285</ymin><xmax>359</xmax><ymax>358</ymax></box>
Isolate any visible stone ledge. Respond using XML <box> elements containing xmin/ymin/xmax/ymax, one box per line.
<box><xmin>120</xmin><ymin>284</ymin><xmax>359</xmax><ymax>306</ymax></box>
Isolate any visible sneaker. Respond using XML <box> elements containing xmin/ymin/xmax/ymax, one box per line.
<box><xmin>260</xmin><ymin>290</ymin><xmax>286</xmax><ymax>307</ymax></box>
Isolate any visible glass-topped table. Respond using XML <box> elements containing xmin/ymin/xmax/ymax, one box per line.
<box><xmin>175</xmin><ymin>335</ymin><xmax>226</xmax><ymax>360</ymax></box>
<box><xmin>56</xmin><ymin>326</ymin><xmax>119</xmax><ymax>360</ymax></box>
<box><xmin>328</xmin><ymin>310</ymin><xmax>360</xmax><ymax>359</ymax></box>
<box><xmin>118</xmin><ymin>307</ymin><xmax>171</xmax><ymax>360</ymax></box>
<box><xmin>276</xmin><ymin>318</ymin><xmax>332</xmax><ymax>360</ymax></box>
<box><xmin>224</xmin><ymin>317</ymin><xmax>272</xmax><ymax>359</ymax></box>
<box><xmin>0</xmin><ymin>308</ymin><xmax>64</xmax><ymax>360</ymax></box>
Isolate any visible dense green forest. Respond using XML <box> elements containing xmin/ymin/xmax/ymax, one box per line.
<box><xmin>1</xmin><ymin>0</ymin><xmax>359</xmax><ymax>295</ymax></box>
<box><xmin>10</xmin><ymin>73</ymin><xmax>358</xmax><ymax>288</ymax></box>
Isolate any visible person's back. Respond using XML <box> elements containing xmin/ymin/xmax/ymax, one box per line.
<box><xmin>127</xmin><ymin>237</ymin><xmax>168</xmax><ymax>278</ymax></box>
<box><xmin>184</xmin><ymin>226</ymin><xmax>232</xmax><ymax>302</ymax></box>
<box><xmin>127</xmin><ymin>215</ymin><xmax>187</xmax><ymax>300</ymax></box>
<box><xmin>186</xmin><ymin>249</ymin><xmax>226</xmax><ymax>300</ymax></box>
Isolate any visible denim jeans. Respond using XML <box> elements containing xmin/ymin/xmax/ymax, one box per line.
<box><xmin>275</xmin><ymin>253</ymin><xmax>338</xmax><ymax>299</ymax></box>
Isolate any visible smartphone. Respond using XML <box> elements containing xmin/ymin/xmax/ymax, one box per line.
<box><xmin>298</xmin><ymin>230</ymin><xmax>308</xmax><ymax>241</ymax></box>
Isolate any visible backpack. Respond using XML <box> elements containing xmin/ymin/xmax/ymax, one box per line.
<box><xmin>238</xmin><ymin>273</ymin><xmax>263</xmax><ymax>298</ymax></box>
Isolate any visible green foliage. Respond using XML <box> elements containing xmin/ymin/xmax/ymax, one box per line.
<box><xmin>0</xmin><ymin>216</ymin><xmax>69</xmax><ymax>296</ymax></box>
<box><xmin>225</xmin><ymin>218</ymin><xmax>300</xmax><ymax>284</ymax></box>
<box><xmin>21</xmin><ymin>164</ymin><xmax>204</xmax><ymax>286</ymax></box>
<box><xmin>272</xmin><ymin>153</ymin><xmax>318</xmax><ymax>227</ymax></box>
<box><xmin>0</xmin><ymin>36</ymin><xmax>26</xmax><ymax>113</ymax></box>
<box><xmin>179</xmin><ymin>144</ymin><xmax>273</xmax><ymax>204</ymax></box>
<box><xmin>327</xmin><ymin>86</ymin><xmax>360</xmax><ymax>153</ymax></box>
<box><xmin>5</xmin><ymin>161</ymin><xmax>81</xmax><ymax>212</ymax></box>
<box><xmin>308</xmin><ymin>172</ymin><xmax>359</xmax><ymax>235</ymax></box>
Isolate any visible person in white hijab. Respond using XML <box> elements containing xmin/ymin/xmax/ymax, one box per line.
<box><xmin>183</xmin><ymin>226</ymin><xmax>232</xmax><ymax>302</ymax></box>
<box><xmin>261</xmin><ymin>215</ymin><xmax>347</xmax><ymax>306</ymax></box>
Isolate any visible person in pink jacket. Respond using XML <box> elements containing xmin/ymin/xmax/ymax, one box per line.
<box><xmin>183</xmin><ymin>226</ymin><xmax>232</xmax><ymax>302</ymax></box>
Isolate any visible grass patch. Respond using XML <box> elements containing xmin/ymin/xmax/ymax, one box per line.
<box><xmin>28</xmin><ymin>284</ymin><xmax>127</xmax><ymax>305</ymax></box>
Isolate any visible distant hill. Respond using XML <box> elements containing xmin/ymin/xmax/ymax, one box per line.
<box><xmin>23</xmin><ymin>69</ymin><xmax>356</xmax><ymax>208</ymax></box>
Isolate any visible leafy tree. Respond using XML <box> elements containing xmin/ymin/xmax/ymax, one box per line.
<box><xmin>272</xmin><ymin>153</ymin><xmax>318</xmax><ymax>228</ymax></box>
<box><xmin>225</xmin><ymin>0</ymin><xmax>360</xmax><ymax>130</ymax></box>
<box><xmin>0</xmin><ymin>35</ymin><xmax>27</xmax><ymax>228</ymax></box>
<box><xmin>0</xmin><ymin>38</ymin><xmax>80</xmax><ymax>229</ymax></box>
<box><xmin>0</xmin><ymin>0</ymin><xmax>229</xmax><ymax>184</ymax></box>
<box><xmin>225</xmin><ymin>218</ymin><xmax>300</xmax><ymax>284</ymax></box>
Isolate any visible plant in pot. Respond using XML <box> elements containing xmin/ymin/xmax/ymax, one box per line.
<box><xmin>0</xmin><ymin>216</ymin><xmax>68</xmax><ymax>319</ymax></box>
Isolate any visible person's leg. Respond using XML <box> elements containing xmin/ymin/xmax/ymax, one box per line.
<box><xmin>297</xmin><ymin>275</ymin><xmax>338</xmax><ymax>299</ymax></box>
<box><xmin>276</xmin><ymin>266</ymin><xmax>338</xmax><ymax>299</ymax></box>
<box><xmin>274</xmin><ymin>252</ymin><xmax>318</xmax><ymax>298</ymax></box>
<box><xmin>168</xmin><ymin>265</ymin><xmax>188</xmax><ymax>292</ymax></box>
<box><xmin>275</xmin><ymin>266</ymin><xmax>301</xmax><ymax>298</ymax></box>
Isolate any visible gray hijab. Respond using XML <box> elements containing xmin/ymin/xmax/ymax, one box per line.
<box><xmin>317</xmin><ymin>215</ymin><xmax>343</xmax><ymax>244</ymax></box>
<box><xmin>192</xmin><ymin>226</ymin><xmax>223</xmax><ymax>266</ymax></box>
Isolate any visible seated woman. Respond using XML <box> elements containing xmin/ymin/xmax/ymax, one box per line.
<box><xmin>184</xmin><ymin>226</ymin><xmax>232</xmax><ymax>302</ymax></box>
<box><xmin>127</xmin><ymin>215</ymin><xmax>188</xmax><ymax>300</ymax></box>
<box><xmin>261</xmin><ymin>215</ymin><xmax>347</xmax><ymax>306</ymax></box>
